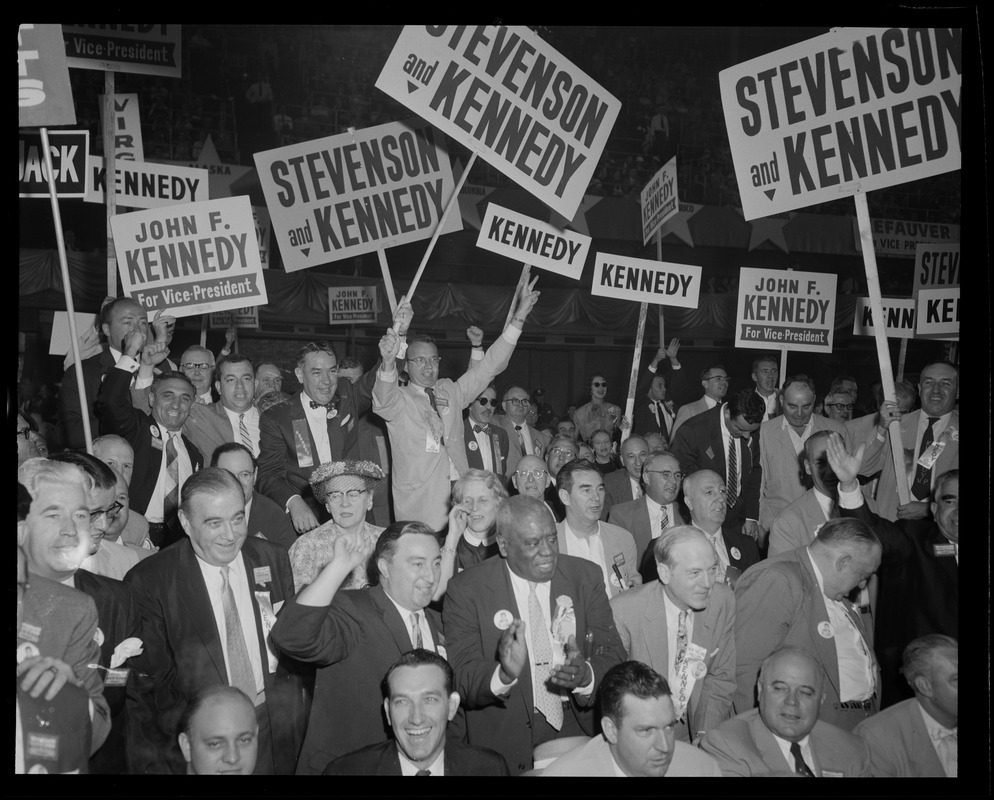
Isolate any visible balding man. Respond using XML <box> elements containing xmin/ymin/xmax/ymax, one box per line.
<box><xmin>601</xmin><ymin>435</ymin><xmax>648</xmax><ymax>520</ymax></box>
<box><xmin>734</xmin><ymin>518</ymin><xmax>882</xmax><ymax>731</ymax></box>
<box><xmin>700</xmin><ymin>647</ymin><xmax>870</xmax><ymax>776</ymax></box>
<box><xmin>178</xmin><ymin>345</ymin><xmax>218</xmax><ymax>405</ymax></box>
<box><xmin>608</xmin><ymin>452</ymin><xmax>687</xmax><ymax>577</ymax></box>
<box><xmin>91</xmin><ymin>435</ymin><xmax>155</xmax><ymax>553</ymax></box>
<box><xmin>768</xmin><ymin>431</ymin><xmax>840</xmax><ymax>556</ymax></box>
<box><xmin>854</xmin><ymin>635</ymin><xmax>958</xmax><ymax>777</ymax></box>
<box><xmin>496</xmin><ymin>385</ymin><xmax>549</xmax><ymax>473</ymax></box>
<box><xmin>682</xmin><ymin>470</ymin><xmax>759</xmax><ymax>587</ymax></box>
<box><xmin>610</xmin><ymin>527</ymin><xmax>736</xmax><ymax>743</ymax></box>
<box><xmin>758</xmin><ymin>375</ymin><xmax>848</xmax><ymax>535</ymax></box>
<box><xmin>443</xmin><ymin>495</ymin><xmax>625</xmax><ymax>774</ymax></box>
<box><xmin>858</xmin><ymin>361</ymin><xmax>959</xmax><ymax>522</ymax></box>
<box><xmin>60</xmin><ymin>298</ymin><xmax>148</xmax><ymax>448</ymax></box>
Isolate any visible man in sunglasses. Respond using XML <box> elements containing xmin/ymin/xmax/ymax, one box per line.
<box><xmin>463</xmin><ymin>384</ymin><xmax>510</xmax><ymax>486</ymax></box>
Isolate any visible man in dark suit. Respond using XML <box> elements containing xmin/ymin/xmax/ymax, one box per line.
<box><xmin>700</xmin><ymin>647</ymin><xmax>871</xmax><ymax>776</ymax></box>
<box><xmin>212</xmin><ymin>442</ymin><xmax>297</xmax><ymax>551</ymax></box>
<box><xmin>324</xmin><ymin>649</ymin><xmax>510</xmax><ymax>776</ymax></box>
<box><xmin>463</xmin><ymin>385</ymin><xmax>510</xmax><ymax>486</ymax></box>
<box><xmin>751</xmin><ymin>354</ymin><xmax>781</xmax><ymax>421</ymax></box>
<box><xmin>733</xmin><ymin>518</ymin><xmax>882</xmax><ymax>732</ymax></box>
<box><xmin>671</xmin><ymin>363</ymin><xmax>729</xmax><ymax>436</ymax></box>
<box><xmin>608</xmin><ymin>451</ymin><xmax>687</xmax><ymax>579</ymax></box>
<box><xmin>257</xmin><ymin>340</ymin><xmax>376</xmax><ymax>535</ymax></box>
<box><xmin>124</xmin><ymin>468</ymin><xmax>307</xmax><ymax>774</ymax></box>
<box><xmin>601</xmin><ymin>435</ymin><xmax>649</xmax><ymax>520</ymax></box>
<box><xmin>541</xmin><ymin>435</ymin><xmax>578</xmax><ymax>522</ymax></box>
<box><xmin>670</xmin><ymin>388</ymin><xmax>765</xmax><ymax>540</ymax></box>
<box><xmin>60</xmin><ymin>297</ymin><xmax>148</xmax><ymax>449</ymax></box>
<box><xmin>99</xmin><ymin>339</ymin><xmax>205</xmax><ymax>545</ymax></box>
<box><xmin>270</xmin><ymin>521</ymin><xmax>450</xmax><ymax>774</ymax></box>
<box><xmin>631</xmin><ymin>341</ymin><xmax>686</xmax><ymax>440</ymax></box>
<box><xmin>828</xmin><ymin>433</ymin><xmax>958</xmax><ymax>707</ymax></box>
<box><xmin>443</xmin><ymin>495</ymin><xmax>626</xmax><ymax>774</ymax></box>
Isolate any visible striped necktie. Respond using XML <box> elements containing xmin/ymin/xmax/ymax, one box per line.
<box><xmin>726</xmin><ymin>437</ymin><xmax>739</xmax><ymax>508</ymax></box>
<box><xmin>239</xmin><ymin>412</ymin><xmax>252</xmax><ymax>451</ymax></box>
<box><xmin>163</xmin><ymin>433</ymin><xmax>179</xmax><ymax>521</ymax></box>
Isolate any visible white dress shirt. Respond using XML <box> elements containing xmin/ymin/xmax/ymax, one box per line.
<box><xmin>562</xmin><ymin>520</ymin><xmax>612</xmax><ymax>597</ymax></box>
<box><xmin>194</xmin><ymin>552</ymin><xmax>265</xmax><ymax>698</ymax></box>
<box><xmin>301</xmin><ymin>391</ymin><xmax>333</xmax><ymax>465</ymax></box>
<box><xmin>145</xmin><ymin>429</ymin><xmax>193</xmax><ymax>523</ymax></box>
<box><xmin>383</xmin><ymin>589</ymin><xmax>435</xmax><ymax>653</ymax></box>
<box><xmin>918</xmin><ymin>701</ymin><xmax>957</xmax><ymax>777</ymax></box>
<box><xmin>223</xmin><ymin>404</ymin><xmax>261</xmax><ymax>456</ymax></box>
<box><xmin>772</xmin><ymin>733</ymin><xmax>817</xmax><ymax>775</ymax></box>
<box><xmin>645</xmin><ymin>495</ymin><xmax>677</xmax><ymax>540</ymax></box>
<box><xmin>398</xmin><ymin>747</ymin><xmax>445</xmax><ymax>776</ymax></box>
<box><xmin>807</xmin><ymin>550</ymin><xmax>875</xmax><ymax>701</ymax></box>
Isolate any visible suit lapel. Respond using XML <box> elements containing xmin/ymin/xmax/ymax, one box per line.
<box><xmin>751</xmin><ymin>712</ymin><xmax>791</xmax><ymax>772</ymax></box>
<box><xmin>492</xmin><ymin>563</ymin><xmax>532</xmax><ymax>726</ymax></box>
<box><xmin>377</xmin><ymin>743</ymin><xmax>403</xmax><ymax>775</ymax></box>
<box><xmin>370</xmin><ymin>585</ymin><xmax>419</xmax><ymax>655</ymax></box>
<box><xmin>177</xmin><ymin>543</ymin><xmax>227</xmax><ymax>682</ymax></box>
<box><xmin>240</xmin><ymin>541</ymin><xmax>274</xmax><ymax>682</ymax></box>
<box><xmin>290</xmin><ymin>394</ymin><xmax>320</xmax><ymax>468</ymax></box>
<box><xmin>796</xmin><ymin>552</ymin><xmax>842</xmax><ymax>696</ymax></box>
<box><xmin>635</xmin><ymin>498</ymin><xmax>652</xmax><ymax>540</ymax></box>
<box><xmin>643</xmin><ymin>583</ymin><xmax>669</xmax><ymax>672</ymax></box>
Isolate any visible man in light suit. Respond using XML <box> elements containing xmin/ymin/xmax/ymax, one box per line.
<box><xmin>555</xmin><ymin>459</ymin><xmax>641</xmax><ymax>597</ymax></box>
<box><xmin>323</xmin><ymin>649</ymin><xmax>509</xmax><ymax>776</ymax></box>
<box><xmin>700</xmin><ymin>647</ymin><xmax>871</xmax><ymax>776</ymax></box>
<box><xmin>768</xmin><ymin>431</ymin><xmax>840</xmax><ymax>555</ymax></box>
<box><xmin>540</xmin><ymin>661</ymin><xmax>722</xmax><ymax>777</ymax></box>
<box><xmin>670</xmin><ymin>389</ymin><xmax>765</xmax><ymax>540</ymax></box>
<box><xmin>257</xmin><ymin>340</ymin><xmax>377</xmax><ymax>535</ymax></box>
<box><xmin>463</xmin><ymin>384</ymin><xmax>510</xmax><ymax>485</ymax></box>
<box><xmin>854</xmin><ymin>635</ymin><xmax>958</xmax><ymax>777</ymax></box>
<box><xmin>671</xmin><ymin>363</ymin><xmax>729</xmax><ymax>436</ymax></box>
<box><xmin>601</xmin><ymin>435</ymin><xmax>649</xmax><ymax>520</ymax></box>
<box><xmin>270</xmin><ymin>521</ymin><xmax>450</xmax><ymax>775</ymax></box>
<box><xmin>733</xmin><ymin>518</ymin><xmax>882</xmax><ymax>731</ymax></box>
<box><xmin>758</xmin><ymin>375</ymin><xmax>848</xmax><ymax>535</ymax></box>
<box><xmin>608</xmin><ymin>451</ymin><xmax>686</xmax><ymax>580</ymax></box>
<box><xmin>611</xmin><ymin>527</ymin><xmax>736</xmax><ymax>743</ymax></box>
<box><xmin>443</xmin><ymin>495</ymin><xmax>626</xmax><ymax>774</ymax></box>
<box><xmin>496</xmin><ymin>385</ymin><xmax>549</xmax><ymax>474</ymax></box>
<box><xmin>374</xmin><ymin>284</ymin><xmax>537</xmax><ymax>531</ymax></box>
<box><xmin>124</xmin><ymin>468</ymin><xmax>307</xmax><ymax>774</ymax></box>
<box><xmin>858</xmin><ymin>361</ymin><xmax>959</xmax><ymax>522</ymax></box>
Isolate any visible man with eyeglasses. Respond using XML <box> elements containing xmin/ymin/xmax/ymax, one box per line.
<box><xmin>18</xmin><ymin>456</ymin><xmax>140</xmax><ymax>773</ymax></box>
<box><xmin>463</xmin><ymin>385</ymin><xmax>511</xmax><ymax>486</ymax></box>
<box><xmin>257</xmin><ymin>336</ymin><xmax>381</xmax><ymax>535</ymax></box>
<box><xmin>16</xmin><ymin>412</ymin><xmax>44</xmax><ymax>465</ymax></box>
<box><xmin>178</xmin><ymin>345</ymin><xmax>218</xmax><ymax>405</ymax></box>
<box><xmin>672</xmin><ymin>364</ymin><xmax>730</xmax><ymax>437</ymax></box>
<box><xmin>496</xmin><ymin>385</ymin><xmax>550</xmax><ymax>474</ymax></box>
<box><xmin>542</xmin><ymin>435</ymin><xmax>578</xmax><ymax>522</ymax></box>
<box><xmin>374</xmin><ymin>282</ymin><xmax>540</xmax><ymax>531</ymax></box>
<box><xmin>511</xmin><ymin>454</ymin><xmax>556</xmax><ymax>516</ymax></box>
<box><xmin>81</xmin><ymin>465</ymin><xmax>152</xmax><ymax>578</ymax></box>
<box><xmin>213</xmin><ymin>442</ymin><xmax>297</xmax><ymax>552</ymax></box>
<box><xmin>609</xmin><ymin>452</ymin><xmax>688</xmax><ymax>581</ymax></box>
<box><xmin>758</xmin><ymin>375</ymin><xmax>848</xmax><ymax>539</ymax></box>
<box><xmin>823</xmin><ymin>387</ymin><xmax>855</xmax><ymax>425</ymax></box>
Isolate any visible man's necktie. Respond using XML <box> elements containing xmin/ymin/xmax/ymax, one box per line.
<box><xmin>196</xmin><ymin>394</ymin><xmax>210</xmax><ymax>405</ymax></box>
<box><xmin>726</xmin><ymin>437</ymin><xmax>739</xmax><ymax>508</ymax></box>
<box><xmin>163</xmin><ymin>433</ymin><xmax>179</xmax><ymax>521</ymax></box>
<box><xmin>707</xmin><ymin>534</ymin><xmax>727</xmax><ymax>584</ymax></box>
<box><xmin>528</xmin><ymin>582</ymin><xmax>563</xmax><ymax>730</ymax></box>
<box><xmin>425</xmin><ymin>388</ymin><xmax>445</xmax><ymax>445</ymax></box>
<box><xmin>309</xmin><ymin>399</ymin><xmax>330</xmax><ymax>410</ymax></box>
<box><xmin>410</xmin><ymin>611</ymin><xmax>424</xmax><ymax>649</ymax></box>
<box><xmin>790</xmin><ymin>741</ymin><xmax>816</xmax><ymax>777</ymax></box>
<box><xmin>659</xmin><ymin>507</ymin><xmax>669</xmax><ymax>537</ymax></box>
<box><xmin>936</xmin><ymin>728</ymin><xmax>957</xmax><ymax>777</ymax></box>
<box><xmin>220</xmin><ymin>566</ymin><xmax>257</xmax><ymax>701</ymax></box>
<box><xmin>239</xmin><ymin>413</ymin><xmax>252</xmax><ymax>451</ymax></box>
<box><xmin>473</xmin><ymin>424</ymin><xmax>487</xmax><ymax>434</ymax></box>
<box><xmin>911</xmin><ymin>417</ymin><xmax>939</xmax><ymax>500</ymax></box>
<box><xmin>415</xmin><ymin>769</ymin><xmax>431</xmax><ymax>776</ymax></box>
<box><xmin>514</xmin><ymin>424</ymin><xmax>526</xmax><ymax>452</ymax></box>
<box><xmin>654</xmin><ymin>401</ymin><xmax>664</xmax><ymax>428</ymax></box>
<box><xmin>675</xmin><ymin>610</ymin><xmax>688</xmax><ymax>664</ymax></box>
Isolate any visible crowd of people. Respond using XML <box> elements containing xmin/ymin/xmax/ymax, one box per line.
<box><xmin>16</xmin><ymin>281</ymin><xmax>959</xmax><ymax>778</ymax></box>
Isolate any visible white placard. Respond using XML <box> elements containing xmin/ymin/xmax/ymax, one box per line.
<box><xmin>915</xmin><ymin>287</ymin><xmax>959</xmax><ymax>336</ymax></box>
<box><xmin>591</xmin><ymin>253</ymin><xmax>702</xmax><ymax>309</ymax></box>
<box><xmin>49</xmin><ymin>311</ymin><xmax>100</xmax><ymax>356</ymax></box>
<box><xmin>719</xmin><ymin>27</ymin><xmax>962</xmax><ymax>220</ymax></box>
<box><xmin>477</xmin><ymin>202</ymin><xmax>590</xmax><ymax>280</ymax></box>
<box><xmin>328</xmin><ymin>286</ymin><xmax>378</xmax><ymax>325</ymax></box>
<box><xmin>62</xmin><ymin>25</ymin><xmax>182</xmax><ymax>78</ymax></box>
<box><xmin>84</xmin><ymin>155</ymin><xmax>208</xmax><ymax>208</ymax></box>
<box><xmin>640</xmin><ymin>156</ymin><xmax>679</xmax><ymax>245</ymax></box>
<box><xmin>111</xmin><ymin>196</ymin><xmax>267</xmax><ymax>319</ymax></box>
<box><xmin>735</xmin><ymin>268</ymin><xmax>837</xmax><ymax>352</ymax></box>
<box><xmin>852</xmin><ymin>297</ymin><xmax>916</xmax><ymax>338</ymax></box>
<box><xmin>375</xmin><ymin>25</ymin><xmax>620</xmax><ymax>220</ymax></box>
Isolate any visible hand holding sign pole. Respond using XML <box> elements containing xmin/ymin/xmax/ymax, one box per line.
<box><xmin>854</xmin><ymin>192</ymin><xmax>910</xmax><ymax>506</ymax></box>
<box><xmin>622</xmin><ymin>302</ymin><xmax>650</xmax><ymax>445</ymax></box>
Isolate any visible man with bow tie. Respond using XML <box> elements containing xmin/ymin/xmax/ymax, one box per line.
<box><xmin>463</xmin><ymin>385</ymin><xmax>510</xmax><ymax>486</ymax></box>
<box><xmin>257</xmin><ymin>339</ymin><xmax>380</xmax><ymax>534</ymax></box>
